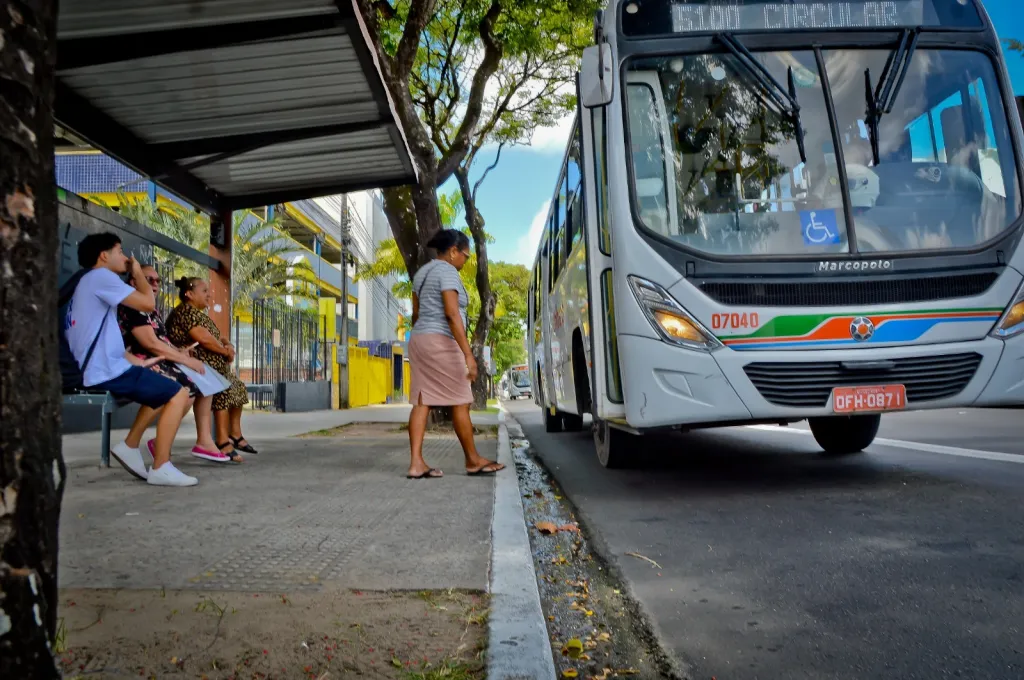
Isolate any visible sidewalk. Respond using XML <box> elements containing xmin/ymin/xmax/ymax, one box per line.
<box><xmin>57</xmin><ymin>407</ymin><xmax>509</xmax><ymax>679</ymax></box>
<box><xmin>61</xmin><ymin>404</ymin><xmax>500</xmax><ymax>469</ymax></box>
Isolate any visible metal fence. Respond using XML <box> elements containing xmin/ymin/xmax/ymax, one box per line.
<box><xmin>237</xmin><ymin>300</ymin><xmax>331</xmax><ymax>410</ymax></box>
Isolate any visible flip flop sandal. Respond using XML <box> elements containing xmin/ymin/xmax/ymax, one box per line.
<box><xmin>467</xmin><ymin>464</ymin><xmax>505</xmax><ymax>476</ymax></box>
<box><xmin>407</xmin><ymin>468</ymin><xmax>443</xmax><ymax>479</ymax></box>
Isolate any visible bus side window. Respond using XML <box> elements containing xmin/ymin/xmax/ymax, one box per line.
<box><xmin>907</xmin><ymin>113</ymin><xmax>937</xmax><ymax>162</ymax></box>
<box><xmin>593</xmin><ymin>107</ymin><xmax>611</xmax><ymax>255</ymax></box>
<box><xmin>567</xmin><ymin>124</ymin><xmax>583</xmax><ymax>252</ymax></box>
<box><xmin>549</xmin><ymin>210</ymin><xmax>560</xmax><ymax>289</ymax></box>
<box><xmin>967</xmin><ymin>79</ymin><xmax>1008</xmax><ymax>198</ymax></box>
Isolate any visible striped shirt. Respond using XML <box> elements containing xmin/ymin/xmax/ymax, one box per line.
<box><xmin>411</xmin><ymin>259</ymin><xmax>468</xmax><ymax>339</ymax></box>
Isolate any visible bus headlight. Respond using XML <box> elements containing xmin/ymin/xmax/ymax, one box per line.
<box><xmin>991</xmin><ymin>284</ymin><xmax>1024</xmax><ymax>339</ymax></box>
<box><xmin>628</xmin><ymin>276</ymin><xmax>721</xmax><ymax>351</ymax></box>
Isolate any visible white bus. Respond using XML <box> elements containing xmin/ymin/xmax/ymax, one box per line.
<box><xmin>500</xmin><ymin>364</ymin><xmax>533</xmax><ymax>400</ymax></box>
<box><xmin>528</xmin><ymin>0</ymin><xmax>1024</xmax><ymax>468</ymax></box>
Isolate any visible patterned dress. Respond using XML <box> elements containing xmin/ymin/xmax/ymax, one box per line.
<box><xmin>165</xmin><ymin>303</ymin><xmax>249</xmax><ymax>411</ymax></box>
<box><xmin>118</xmin><ymin>305</ymin><xmax>199</xmax><ymax>398</ymax></box>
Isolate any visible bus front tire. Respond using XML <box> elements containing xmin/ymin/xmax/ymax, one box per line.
<box><xmin>594</xmin><ymin>419</ymin><xmax>632</xmax><ymax>469</ymax></box>
<box><xmin>809</xmin><ymin>414</ymin><xmax>881</xmax><ymax>456</ymax></box>
<box><xmin>544</xmin><ymin>407</ymin><xmax>563</xmax><ymax>433</ymax></box>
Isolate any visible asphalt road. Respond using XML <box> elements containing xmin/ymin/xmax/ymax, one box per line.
<box><xmin>506</xmin><ymin>401</ymin><xmax>1024</xmax><ymax>680</ymax></box>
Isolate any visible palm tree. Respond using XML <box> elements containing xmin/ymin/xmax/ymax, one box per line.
<box><xmin>231</xmin><ymin>212</ymin><xmax>318</xmax><ymax>317</ymax></box>
<box><xmin>115</xmin><ymin>194</ymin><xmax>318</xmax><ymax>316</ymax></box>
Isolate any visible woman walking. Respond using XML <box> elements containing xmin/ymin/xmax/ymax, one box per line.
<box><xmin>406</xmin><ymin>229</ymin><xmax>505</xmax><ymax>479</ymax></box>
<box><xmin>165</xmin><ymin>277</ymin><xmax>257</xmax><ymax>461</ymax></box>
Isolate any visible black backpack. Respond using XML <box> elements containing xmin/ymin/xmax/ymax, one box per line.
<box><xmin>59</xmin><ymin>269</ymin><xmax>109</xmax><ymax>392</ymax></box>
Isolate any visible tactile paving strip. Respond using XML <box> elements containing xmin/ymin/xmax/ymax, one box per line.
<box><xmin>188</xmin><ymin>436</ymin><xmax>463</xmax><ymax>591</ymax></box>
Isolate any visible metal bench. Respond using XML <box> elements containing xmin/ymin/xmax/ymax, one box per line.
<box><xmin>62</xmin><ymin>391</ymin><xmax>128</xmax><ymax>466</ymax></box>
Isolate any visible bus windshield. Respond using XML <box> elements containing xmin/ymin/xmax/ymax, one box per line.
<box><xmin>625</xmin><ymin>48</ymin><xmax>1021</xmax><ymax>256</ymax></box>
<box><xmin>511</xmin><ymin>370</ymin><xmax>531</xmax><ymax>388</ymax></box>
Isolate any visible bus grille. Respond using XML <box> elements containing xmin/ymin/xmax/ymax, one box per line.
<box><xmin>743</xmin><ymin>353</ymin><xmax>983</xmax><ymax>408</ymax></box>
<box><xmin>699</xmin><ymin>273</ymin><xmax>998</xmax><ymax>307</ymax></box>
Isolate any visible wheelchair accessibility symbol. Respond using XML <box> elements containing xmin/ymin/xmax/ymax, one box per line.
<box><xmin>801</xmin><ymin>209</ymin><xmax>840</xmax><ymax>246</ymax></box>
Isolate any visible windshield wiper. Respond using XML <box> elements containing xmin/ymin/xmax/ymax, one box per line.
<box><xmin>864</xmin><ymin>28</ymin><xmax>920</xmax><ymax>165</ymax></box>
<box><xmin>717</xmin><ymin>33</ymin><xmax>807</xmax><ymax>164</ymax></box>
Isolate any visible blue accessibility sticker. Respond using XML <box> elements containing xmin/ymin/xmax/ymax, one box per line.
<box><xmin>800</xmin><ymin>209</ymin><xmax>840</xmax><ymax>246</ymax></box>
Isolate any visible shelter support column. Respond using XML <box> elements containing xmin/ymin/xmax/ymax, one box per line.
<box><xmin>209</xmin><ymin>209</ymin><xmax>232</xmax><ymax>337</ymax></box>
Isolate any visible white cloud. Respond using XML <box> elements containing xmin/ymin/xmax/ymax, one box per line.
<box><xmin>514</xmin><ymin>200</ymin><xmax>551</xmax><ymax>265</ymax></box>
<box><xmin>528</xmin><ymin>113</ymin><xmax>574</xmax><ymax>152</ymax></box>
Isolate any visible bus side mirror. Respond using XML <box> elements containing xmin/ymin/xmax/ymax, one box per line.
<box><xmin>581</xmin><ymin>44</ymin><xmax>614</xmax><ymax>108</ymax></box>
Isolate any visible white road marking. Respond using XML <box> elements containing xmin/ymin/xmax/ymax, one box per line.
<box><xmin>745</xmin><ymin>424</ymin><xmax>1024</xmax><ymax>465</ymax></box>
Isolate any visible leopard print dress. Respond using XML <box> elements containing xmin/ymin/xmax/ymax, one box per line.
<box><xmin>165</xmin><ymin>303</ymin><xmax>249</xmax><ymax>411</ymax></box>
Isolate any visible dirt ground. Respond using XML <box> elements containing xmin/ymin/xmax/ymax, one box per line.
<box><xmin>57</xmin><ymin>588</ymin><xmax>488</xmax><ymax>680</ymax></box>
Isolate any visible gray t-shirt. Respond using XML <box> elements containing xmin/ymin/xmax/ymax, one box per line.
<box><xmin>411</xmin><ymin>259</ymin><xmax>468</xmax><ymax>339</ymax></box>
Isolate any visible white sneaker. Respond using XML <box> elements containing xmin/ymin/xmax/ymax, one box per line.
<box><xmin>147</xmin><ymin>462</ymin><xmax>198</xmax><ymax>487</ymax></box>
<box><xmin>111</xmin><ymin>442</ymin><xmax>148</xmax><ymax>480</ymax></box>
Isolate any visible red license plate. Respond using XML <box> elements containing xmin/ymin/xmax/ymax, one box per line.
<box><xmin>832</xmin><ymin>385</ymin><xmax>906</xmax><ymax>414</ymax></box>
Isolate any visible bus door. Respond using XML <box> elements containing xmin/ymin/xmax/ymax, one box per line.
<box><xmin>579</xmin><ymin>85</ymin><xmax>626</xmax><ymax>421</ymax></box>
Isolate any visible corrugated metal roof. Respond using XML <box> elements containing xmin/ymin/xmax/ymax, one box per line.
<box><xmin>55</xmin><ymin>0</ymin><xmax>416</xmax><ymax>213</ymax></box>
<box><xmin>58</xmin><ymin>0</ymin><xmax>338</xmax><ymax>39</ymax></box>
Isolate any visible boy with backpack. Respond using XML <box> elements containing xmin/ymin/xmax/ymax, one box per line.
<box><xmin>62</xmin><ymin>233</ymin><xmax>197</xmax><ymax>487</ymax></box>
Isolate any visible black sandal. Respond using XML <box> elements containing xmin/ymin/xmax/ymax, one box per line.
<box><xmin>230</xmin><ymin>436</ymin><xmax>258</xmax><ymax>454</ymax></box>
<box><xmin>218</xmin><ymin>442</ymin><xmax>244</xmax><ymax>464</ymax></box>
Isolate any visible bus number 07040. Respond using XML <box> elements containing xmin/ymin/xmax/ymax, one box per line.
<box><xmin>712</xmin><ymin>313</ymin><xmax>760</xmax><ymax>330</ymax></box>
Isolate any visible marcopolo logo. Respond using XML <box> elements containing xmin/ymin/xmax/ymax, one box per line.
<box><xmin>816</xmin><ymin>259</ymin><xmax>893</xmax><ymax>273</ymax></box>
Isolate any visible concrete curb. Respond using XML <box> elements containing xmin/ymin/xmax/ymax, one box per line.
<box><xmin>487</xmin><ymin>409</ymin><xmax>557</xmax><ymax>680</ymax></box>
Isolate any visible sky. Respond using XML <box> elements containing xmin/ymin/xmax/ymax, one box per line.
<box><xmin>466</xmin><ymin>0</ymin><xmax>1024</xmax><ymax>267</ymax></box>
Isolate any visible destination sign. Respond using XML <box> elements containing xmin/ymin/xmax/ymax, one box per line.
<box><xmin>621</xmin><ymin>0</ymin><xmax>982</xmax><ymax>36</ymax></box>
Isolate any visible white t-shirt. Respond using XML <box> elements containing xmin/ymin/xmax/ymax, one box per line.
<box><xmin>65</xmin><ymin>268</ymin><xmax>135</xmax><ymax>387</ymax></box>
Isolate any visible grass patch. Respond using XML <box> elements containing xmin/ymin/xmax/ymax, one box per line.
<box><xmin>471</xmin><ymin>407</ymin><xmax>499</xmax><ymax>415</ymax></box>
<box><xmin>405</xmin><ymin>659</ymin><xmax>480</xmax><ymax>680</ymax></box>
<box><xmin>300</xmin><ymin>423</ymin><xmax>353</xmax><ymax>437</ymax></box>
<box><xmin>54</xmin><ymin>617</ymin><xmax>68</xmax><ymax>654</ymax></box>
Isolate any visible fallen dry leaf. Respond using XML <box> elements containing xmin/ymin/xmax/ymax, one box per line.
<box><xmin>588</xmin><ymin>669</ymin><xmax>613</xmax><ymax>680</ymax></box>
<box><xmin>562</xmin><ymin>670</ymin><xmax>579</xmax><ymax>679</ymax></box>
<box><xmin>558</xmin><ymin>523</ymin><xmax>580</xmax><ymax>533</ymax></box>
<box><xmin>535</xmin><ymin>521</ymin><xmax>558</xmax><ymax>535</ymax></box>
<box><xmin>596</xmin><ymin>632</ymin><xmax>611</xmax><ymax>643</ymax></box>
<box><xmin>561</xmin><ymin>638</ymin><xmax>584</xmax><ymax>659</ymax></box>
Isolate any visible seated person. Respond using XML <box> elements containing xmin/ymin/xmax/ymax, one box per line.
<box><xmin>165</xmin><ymin>277</ymin><xmax>257</xmax><ymax>458</ymax></box>
<box><xmin>66</xmin><ymin>233</ymin><xmax>196</xmax><ymax>487</ymax></box>
<box><xmin>118</xmin><ymin>265</ymin><xmax>243</xmax><ymax>464</ymax></box>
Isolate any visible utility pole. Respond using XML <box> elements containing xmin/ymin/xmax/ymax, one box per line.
<box><xmin>338</xmin><ymin>194</ymin><xmax>350</xmax><ymax>408</ymax></box>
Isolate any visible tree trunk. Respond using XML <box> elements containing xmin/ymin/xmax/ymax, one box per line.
<box><xmin>381</xmin><ymin>170</ymin><xmax>444</xmax><ymax>280</ymax></box>
<box><xmin>0</xmin><ymin>1</ymin><xmax>63</xmax><ymax>677</ymax></box>
<box><xmin>454</xmin><ymin>168</ymin><xmax>495</xmax><ymax>411</ymax></box>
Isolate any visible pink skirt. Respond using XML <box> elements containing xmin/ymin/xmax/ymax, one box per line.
<box><xmin>409</xmin><ymin>333</ymin><xmax>473</xmax><ymax>406</ymax></box>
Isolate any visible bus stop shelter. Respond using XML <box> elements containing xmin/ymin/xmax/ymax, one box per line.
<box><xmin>54</xmin><ymin>0</ymin><xmax>417</xmax><ymax>332</ymax></box>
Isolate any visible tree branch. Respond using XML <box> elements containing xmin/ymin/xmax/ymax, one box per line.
<box><xmin>395</xmin><ymin>0</ymin><xmax>437</xmax><ymax>79</ymax></box>
<box><xmin>472</xmin><ymin>143</ymin><xmax>504</xmax><ymax>202</ymax></box>
<box><xmin>435</xmin><ymin>0</ymin><xmax>504</xmax><ymax>185</ymax></box>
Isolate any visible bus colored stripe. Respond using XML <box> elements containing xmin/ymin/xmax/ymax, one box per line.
<box><xmin>723</xmin><ymin>313</ymin><xmax>1002</xmax><ymax>348</ymax></box>
<box><xmin>723</xmin><ymin>308</ymin><xmax>1002</xmax><ymax>341</ymax></box>
<box><xmin>719</xmin><ymin>309</ymin><xmax>1003</xmax><ymax>343</ymax></box>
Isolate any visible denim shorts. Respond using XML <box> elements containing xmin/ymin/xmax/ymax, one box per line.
<box><xmin>92</xmin><ymin>365</ymin><xmax>183</xmax><ymax>409</ymax></box>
